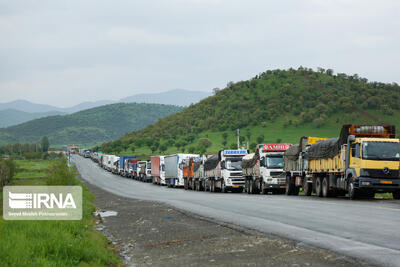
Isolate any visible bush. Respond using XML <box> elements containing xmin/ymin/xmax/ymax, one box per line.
<box><xmin>0</xmin><ymin>159</ymin><xmax>16</xmax><ymax>186</ymax></box>
<box><xmin>46</xmin><ymin>157</ymin><xmax>77</xmax><ymax>186</ymax></box>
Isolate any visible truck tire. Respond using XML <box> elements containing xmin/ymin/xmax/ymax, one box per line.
<box><xmin>322</xmin><ymin>177</ymin><xmax>330</xmax><ymax>198</ymax></box>
<box><xmin>303</xmin><ymin>179</ymin><xmax>312</xmax><ymax>196</ymax></box>
<box><xmin>348</xmin><ymin>181</ymin><xmax>359</xmax><ymax>200</ymax></box>
<box><xmin>392</xmin><ymin>191</ymin><xmax>400</xmax><ymax>200</ymax></box>
<box><xmin>315</xmin><ymin>177</ymin><xmax>323</xmax><ymax>197</ymax></box>
<box><xmin>249</xmin><ymin>180</ymin><xmax>254</xmax><ymax>194</ymax></box>
<box><xmin>221</xmin><ymin>180</ymin><xmax>227</xmax><ymax>193</ymax></box>
<box><xmin>260</xmin><ymin>181</ymin><xmax>266</xmax><ymax>195</ymax></box>
<box><xmin>184</xmin><ymin>178</ymin><xmax>188</xmax><ymax>190</ymax></box>
<box><xmin>285</xmin><ymin>175</ymin><xmax>293</xmax><ymax>195</ymax></box>
<box><xmin>210</xmin><ymin>180</ymin><xmax>215</xmax><ymax>192</ymax></box>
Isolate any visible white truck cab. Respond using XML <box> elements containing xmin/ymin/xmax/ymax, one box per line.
<box><xmin>259</xmin><ymin>144</ymin><xmax>289</xmax><ymax>192</ymax></box>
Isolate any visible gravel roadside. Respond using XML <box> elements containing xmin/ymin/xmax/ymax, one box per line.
<box><xmin>81</xmin><ymin>178</ymin><xmax>373</xmax><ymax>267</ymax></box>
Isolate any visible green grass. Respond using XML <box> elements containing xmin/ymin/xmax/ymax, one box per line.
<box><xmin>0</xmin><ymin>160</ymin><xmax>121</xmax><ymax>266</ymax></box>
<box><xmin>14</xmin><ymin>160</ymin><xmax>52</xmax><ymax>179</ymax></box>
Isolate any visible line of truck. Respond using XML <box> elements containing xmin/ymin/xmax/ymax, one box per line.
<box><xmin>83</xmin><ymin>124</ymin><xmax>400</xmax><ymax>200</ymax></box>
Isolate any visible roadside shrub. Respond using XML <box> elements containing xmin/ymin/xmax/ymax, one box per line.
<box><xmin>46</xmin><ymin>157</ymin><xmax>77</xmax><ymax>186</ymax></box>
<box><xmin>0</xmin><ymin>159</ymin><xmax>16</xmax><ymax>186</ymax></box>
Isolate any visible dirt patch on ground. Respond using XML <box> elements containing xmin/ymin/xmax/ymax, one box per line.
<box><xmin>83</xmin><ymin>180</ymin><xmax>373</xmax><ymax>267</ymax></box>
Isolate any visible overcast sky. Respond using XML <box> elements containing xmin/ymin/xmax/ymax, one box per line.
<box><xmin>1</xmin><ymin>0</ymin><xmax>399</xmax><ymax>107</ymax></box>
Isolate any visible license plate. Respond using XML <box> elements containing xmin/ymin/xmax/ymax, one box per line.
<box><xmin>280</xmin><ymin>185</ymin><xmax>286</xmax><ymax>188</ymax></box>
<box><xmin>381</xmin><ymin>180</ymin><xmax>392</xmax><ymax>184</ymax></box>
<box><xmin>232</xmin><ymin>185</ymin><xmax>239</xmax><ymax>188</ymax></box>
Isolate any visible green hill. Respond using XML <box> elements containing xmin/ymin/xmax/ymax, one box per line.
<box><xmin>100</xmin><ymin>67</ymin><xmax>400</xmax><ymax>155</ymax></box>
<box><xmin>0</xmin><ymin>103</ymin><xmax>183</xmax><ymax>146</ymax></box>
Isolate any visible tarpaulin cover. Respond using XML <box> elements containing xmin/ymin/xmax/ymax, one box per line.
<box><xmin>307</xmin><ymin>138</ymin><xmax>340</xmax><ymax>159</ymax></box>
<box><xmin>204</xmin><ymin>155</ymin><xmax>219</xmax><ymax>171</ymax></box>
<box><xmin>284</xmin><ymin>144</ymin><xmax>301</xmax><ymax>161</ymax></box>
<box><xmin>242</xmin><ymin>149</ymin><xmax>260</xmax><ymax>169</ymax></box>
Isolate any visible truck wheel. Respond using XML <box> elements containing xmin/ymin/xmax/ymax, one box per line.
<box><xmin>322</xmin><ymin>177</ymin><xmax>330</xmax><ymax>198</ymax></box>
<box><xmin>393</xmin><ymin>191</ymin><xmax>400</xmax><ymax>200</ymax></box>
<box><xmin>184</xmin><ymin>179</ymin><xmax>188</xmax><ymax>190</ymax></box>
<box><xmin>210</xmin><ymin>180</ymin><xmax>215</xmax><ymax>192</ymax></box>
<box><xmin>260</xmin><ymin>181</ymin><xmax>266</xmax><ymax>195</ymax></box>
<box><xmin>222</xmin><ymin>180</ymin><xmax>227</xmax><ymax>193</ymax></box>
<box><xmin>285</xmin><ymin>175</ymin><xmax>293</xmax><ymax>195</ymax></box>
<box><xmin>303</xmin><ymin>180</ymin><xmax>312</xmax><ymax>196</ymax></box>
<box><xmin>348</xmin><ymin>181</ymin><xmax>359</xmax><ymax>200</ymax></box>
<box><xmin>315</xmin><ymin>177</ymin><xmax>323</xmax><ymax>197</ymax></box>
<box><xmin>249</xmin><ymin>180</ymin><xmax>254</xmax><ymax>194</ymax></box>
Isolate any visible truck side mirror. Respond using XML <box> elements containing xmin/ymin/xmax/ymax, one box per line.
<box><xmin>260</xmin><ymin>157</ymin><xmax>265</xmax><ymax>167</ymax></box>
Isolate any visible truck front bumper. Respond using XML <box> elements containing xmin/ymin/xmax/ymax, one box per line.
<box><xmin>356</xmin><ymin>177</ymin><xmax>400</xmax><ymax>191</ymax></box>
<box><xmin>264</xmin><ymin>183</ymin><xmax>286</xmax><ymax>189</ymax></box>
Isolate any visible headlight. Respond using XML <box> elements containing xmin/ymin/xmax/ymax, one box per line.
<box><xmin>227</xmin><ymin>179</ymin><xmax>231</xmax><ymax>184</ymax></box>
<box><xmin>267</xmin><ymin>178</ymin><xmax>273</xmax><ymax>182</ymax></box>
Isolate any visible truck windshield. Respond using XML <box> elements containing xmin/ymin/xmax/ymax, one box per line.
<box><xmin>362</xmin><ymin>142</ymin><xmax>399</xmax><ymax>161</ymax></box>
<box><xmin>147</xmin><ymin>163</ymin><xmax>151</xmax><ymax>169</ymax></box>
<box><xmin>226</xmin><ymin>157</ymin><xmax>242</xmax><ymax>170</ymax></box>
<box><xmin>265</xmin><ymin>155</ymin><xmax>284</xmax><ymax>169</ymax></box>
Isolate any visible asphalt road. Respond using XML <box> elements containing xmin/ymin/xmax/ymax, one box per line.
<box><xmin>72</xmin><ymin>155</ymin><xmax>400</xmax><ymax>266</ymax></box>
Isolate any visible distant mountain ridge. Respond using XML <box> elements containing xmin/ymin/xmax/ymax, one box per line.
<box><xmin>0</xmin><ymin>109</ymin><xmax>65</xmax><ymax>128</ymax></box>
<box><xmin>121</xmin><ymin>89</ymin><xmax>211</xmax><ymax>106</ymax></box>
<box><xmin>0</xmin><ymin>103</ymin><xmax>184</xmax><ymax>145</ymax></box>
<box><xmin>0</xmin><ymin>89</ymin><xmax>210</xmax><ymax>128</ymax></box>
<box><xmin>0</xmin><ymin>89</ymin><xmax>211</xmax><ymax>114</ymax></box>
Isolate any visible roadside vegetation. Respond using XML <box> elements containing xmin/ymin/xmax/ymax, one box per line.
<box><xmin>100</xmin><ymin>67</ymin><xmax>400</xmax><ymax>155</ymax></box>
<box><xmin>0</xmin><ymin>157</ymin><xmax>121</xmax><ymax>266</ymax></box>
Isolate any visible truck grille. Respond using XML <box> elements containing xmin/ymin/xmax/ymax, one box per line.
<box><xmin>270</xmin><ymin>171</ymin><xmax>284</xmax><ymax>177</ymax></box>
<box><xmin>230</xmin><ymin>177</ymin><xmax>245</xmax><ymax>185</ymax></box>
<box><xmin>364</xmin><ymin>169</ymin><xmax>399</xmax><ymax>179</ymax></box>
<box><xmin>230</xmin><ymin>172</ymin><xmax>242</xmax><ymax>177</ymax></box>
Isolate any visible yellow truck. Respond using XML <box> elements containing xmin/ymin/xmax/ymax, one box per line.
<box><xmin>306</xmin><ymin>125</ymin><xmax>399</xmax><ymax>199</ymax></box>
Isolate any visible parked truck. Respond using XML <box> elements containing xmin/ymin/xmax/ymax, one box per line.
<box><xmin>205</xmin><ymin>149</ymin><xmax>247</xmax><ymax>193</ymax></box>
<box><xmin>151</xmin><ymin>156</ymin><xmax>165</xmax><ymax>185</ymax></box>
<box><xmin>126</xmin><ymin>159</ymin><xmax>139</xmax><ymax>178</ymax></box>
<box><xmin>242</xmin><ymin>144</ymin><xmax>290</xmax><ymax>194</ymax></box>
<box><xmin>286</xmin><ymin>125</ymin><xmax>400</xmax><ymax>199</ymax></box>
<box><xmin>284</xmin><ymin>136</ymin><xmax>328</xmax><ymax>196</ymax></box>
<box><xmin>118</xmin><ymin>156</ymin><xmax>136</xmax><ymax>176</ymax></box>
<box><xmin>111</xmin><ymin>156</ymin><xmax>120</xmax><ymax>174</ymax></box>
<box><xmin>164</xmin><ymin>154</ymin><xmax>199</xmax><ymax>187</ymax></box>
<box><xmin>183</xmin><ymin>157</ymin><xmax>201</xmax><ymax>190</ymax></box>
<box><xmin>136</xmin><ymin>161</ymin><xmax>152</xmax><ymax>182</ymax></box>
<box><xmin>192</xmin><ymin>155</ymin><xmax>210</xmax><ymax>191</ymax></box>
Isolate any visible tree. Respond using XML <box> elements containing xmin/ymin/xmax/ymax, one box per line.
<box><xmin>257</xmin><ymin>134</ymin><xmax>264</xmax><ymax>144</ymax></box>
<box><xmin>212</xmin><ymin>87</ymin><xmax>221</xmax><ymax>95</ymax></box>
<box><xmin>250</xmin><ymin>142</ymin><xmax>257</xmax><ymax>152</ymax></box>
<box><xmin>159</xmin><ymin>144</ymin><xmax>167</xmax><ymax>153</ymax></box>
<box><xmin>246</xmin><ymin>128</ymin><xmax>251</xmax><ymax>142</ymax></box>
<box><xmin>198</xmin><ymin>138</ymin><xmax>212</xmax><ymax>148</ymax></box>
<box><xmin>188</xmin><ymin>146</ymin><xmax>196</xmax><ymax>153</ymax></box>
<box><xmin>276</xmin><ymin>138</ymin><xmax>282</xmax><ymax>143</ymax></box>
<box><xmin>41</xmin><ymin>136</ymin><xmax>49</xmax><ymax>152</ymax></box>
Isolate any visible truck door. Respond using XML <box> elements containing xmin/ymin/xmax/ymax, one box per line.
<box><xmin>349</xmin><ymin>143</ymin><xmax>361</xmax><ymax>176</ymax></box>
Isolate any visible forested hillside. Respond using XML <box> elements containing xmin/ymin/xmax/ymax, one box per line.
<box><xmin>0</xmin><ymin>103</ymin><xmax>183</xmax><ymax>146</ymax></box>
<box><xmin>100</xmin><ymin>67</ymin><xmax>400</xmax><ymax>155</ymax></box>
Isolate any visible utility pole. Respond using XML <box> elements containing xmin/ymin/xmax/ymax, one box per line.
<box><xmin>236</xmin><ymin>129</ymin><xmax>240</xmax><ymax>149</ymax></box>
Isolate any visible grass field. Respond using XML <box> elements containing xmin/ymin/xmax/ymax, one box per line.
<box><xmin>0</xmin><ymin>159</ymin><xmax>121</xmax><ymax>266</ymax></box>
<box><xmin>14</xmin><ymin>160</ymin><xmax>51</xmax><ymax>179</ymax></box>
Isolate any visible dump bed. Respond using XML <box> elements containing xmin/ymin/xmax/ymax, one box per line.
<box><xmin>242</xmin><ymin>153</ymin><xmax>260</xmax><ymax>177</ymax></box>
<box><xmin>283</xmin><ymin>144</ymin><xmax>301</xmax><ymax>172</ymax></box>
<box><xmin>204</xmin><ymin>155</ymin><xmax>220</xmax><ymax>178</ymax></box>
